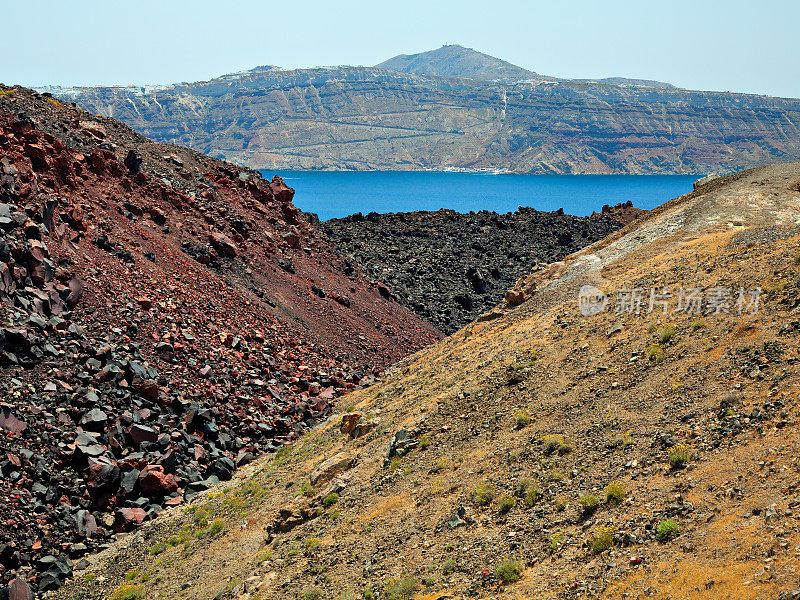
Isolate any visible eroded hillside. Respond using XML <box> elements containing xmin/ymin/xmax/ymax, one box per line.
<box><xmin>50</xmin><ymin>163</ymin><xmax>800</xmax><ymax>600</ymax></box>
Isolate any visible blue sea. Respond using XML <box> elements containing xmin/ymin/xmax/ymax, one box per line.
<box><xmin>259</xmin><ymin>171</ymin><xmax>696</xmax><ymax>221</ymax></box>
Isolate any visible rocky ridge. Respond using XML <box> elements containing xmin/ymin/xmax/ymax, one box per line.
<box><xmin>50</xmin><ymin>161</ymin><xmax>800</xmax><ymax>600</ymax></box>
<box><xmin>0</xmin><ymin>86</ymin><xmax>439</xmax><ymax>596</ymax></box>
<box><xmin>320</xmin><ymin>203</ymin><xmax>642</xmax><ymax>333</ymax></box>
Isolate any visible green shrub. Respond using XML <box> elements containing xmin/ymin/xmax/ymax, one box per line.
<box><xmin>549</xmin><ymin>531</ymin><xmax>565</xmax><ymax>551</ymax></box>
<box><xmin>193</xmin><ymin>508</ymin><xmax>210</xmax><ymax>527</ymax></box>
<box><xmin>419</xmin><ymin>434</ymin><xmax>431</xmax><ymax>449</ymax></box>
<box><xmin>659</xmin><ymin>323</ymin><xmax>676</xmax><ymax>344</ymax></box>
<box><xmin>208</xmin><ymin>519</ymin><xmax>225</xmax><ymax>536</ymax></box>
<box><xmin>124</xmin><ymin>569</ymin><xmax>139</xmax><ymax>581</ymax></box>
<box><xmin>541</xmin><ymin>434</ymin><xmax>573</xmax><ymax>455</ymax></box>
<box><xmin>646</xmin><ymin>343</ymin><xmax>665</xmax><ymax>362</ymax></box>
<box><xmin>494</xmin><ymin>559</ymin><xmax>522</xmax><ymax>584</ymax></box>
<box><xmin>542</xmin><ymin>434</ymin><xmax>562</xmax><ymax>454</ymax></box>
<box><xmin>323</xmin><ymin>492</ymin><xmax>340</xmax><ymax>508</ymax></box>
<box><xmin>588</xmin><ymin>525</ymin><xmax>615</xmax><ymax>554</ymax></box>
<box><xmin>554</xmin><ymin>495</ymin><xmax>568</xmax><ymax>511</ymax></box>
<box><xmin>363</xmin><ymin>588</ymin><xmax>373</xmax><ymax>600</ymax></box>
<box><xmin>301</xmin><ymin>482</ymin><xmax>315</xmax><ymax>497</ymax></box>
<box><xmin>611</xmin><ymin>430</ymin><xmax>633</xmax><ymax>448</ymax></box>
<box><xmin>472</xmin><ymin>482</ymin><xmax>496</xmax><ymax>506</ymax></box>
<box><xmin>603</xmin><ymin>481</ymin><xmax>626</xmax><ymax>505</ymax></box>
<box><xmin>497</xmin><ymin>495</ymin><xmax>516</xmax><ymax>514</ymax></box>
<box><xmin>656</xmin><ymin>518</ymin><xmax>682</xmax><ymax>541</ymax></box>
<box><xmin>148</xmin><ymin>542</ymin><xmax>166</xmax><ymax>556</ymax></box>
<box><xmin>302</xmin><ymin>587</ymin><xmax>323</xmax><ymax>600</ymax></box>
<box><xmin>384</xmin><ymin>575</ymin><xmax>416</xmax><ymax>600</ymax></box>
<box><xmin>578</xmin><ymin>493</ymin><xmax>600</xmax><ymax>513</ymax></box>
<box><xmin>691</xmin><ymin>318</ymin><xmax>705</xmax><ymax>331</ymax></box>
<box><xmin>108</xmin><ymin>585</ymin><xmax>143</xmax><ymax>600</ymax></box>
<box><xmin>304</xmin><ymin>537</ymin><xmax>320</xmax><ymax>556</ymax></box>
<box><xmin>668</xmin><ymin>444</ymin><xmax>693</xmax><ymax>469</ymax></box>
<box><xmin>514</xmin><ymin>410</ymin><xmax>531</xmax><ymax>429</ymax></box>
<box><xmin>442</xmin><ymin>558</ymin><xmax>456</xmax><ymax>575</ymax></box>
<box><xmin>524</xmin><ymin>482</ymin><xmax>542</xmax><ymax>507</ymax></box>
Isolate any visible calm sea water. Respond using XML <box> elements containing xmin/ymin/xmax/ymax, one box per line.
<box><xmin>260</xmin><ymin>171</ymin><xmax>696</xmax><ymax>220</ymax></box>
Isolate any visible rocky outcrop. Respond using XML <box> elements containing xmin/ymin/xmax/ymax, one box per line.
<box><xmin>0</xmin><ymin>85</ymin><xmax>439</xmax><ymax>594</ymax></box>
<box><xmin>320</xmin><ymin>205</ymin><xmax>640</xmax><ymax>333</ymax></box>
<box><xmin>45</xmin><ymin>55</ymin><xmax>800</xmax><ymax>175</ymax></box>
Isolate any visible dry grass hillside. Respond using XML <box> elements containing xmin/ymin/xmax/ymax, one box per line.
<box><xmin>54</xmin><ymin>163</ymin><xmax>800</xmax><ymax>600</ymax></box>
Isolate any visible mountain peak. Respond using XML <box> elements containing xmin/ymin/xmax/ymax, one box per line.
<box><xmin>376</xmin><ymin>44</ymin><xmax>536</xmax><ymax>81</ymax></box>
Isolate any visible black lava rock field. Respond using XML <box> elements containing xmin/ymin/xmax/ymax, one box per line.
<box><xmin>320</xmin><ymin>206</ymin><xmax>639</xmax><ymax>334</ymax></box>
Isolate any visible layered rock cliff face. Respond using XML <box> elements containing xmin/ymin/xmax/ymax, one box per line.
<box><xmin>47</xmin><ymin>57</ymin><xmax>800</xmax><ymax>175</ymax></box>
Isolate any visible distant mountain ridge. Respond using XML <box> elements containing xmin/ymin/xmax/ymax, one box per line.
<box><xmin>40</xmin><ymin>46</ymin><xmax>800</xmax><ymax>175</ymax></box>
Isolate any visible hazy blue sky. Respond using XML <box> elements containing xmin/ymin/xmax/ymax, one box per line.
<box><xmin>3</xmin><ymin>0</ymin><xmax>799</xmax><ymax>97</ymax></box>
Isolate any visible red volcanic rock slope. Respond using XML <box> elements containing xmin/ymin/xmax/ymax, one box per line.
<box><xmin>0</xmin><ymin>85</ymin><xmax>439</xmax><ymax>593</ymax></box>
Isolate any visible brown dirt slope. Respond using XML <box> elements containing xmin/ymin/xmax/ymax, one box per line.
<box><xmin>52</xmin><ymin>163</ymin><xmax>800</xmax><ymax>600</ymax></box>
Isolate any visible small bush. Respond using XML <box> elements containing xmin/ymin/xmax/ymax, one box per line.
<box><xmin>302</xmin><ymin>587</ymin><xmax>323</xmax><ymax>600</ymax></box>
<box><xmin>108</xmin><ymin>585</ymin><xmax>143</xmax><ymax>600</ymax></box>
<box><xmin>514</xmin><ymin>410</ymin><xmax>531</xmax><ymax>429</ymax></box>
<box><xmin>497</xmin><ymin>495</ymin><xmax>516</xmax><ymax>514</ymax></box>
<box><xmin>494</xmin><ymin>559</ymin><xmax>522</xmax><ymax>584</ymax></box>
<box><xmin>301</xmin><ymin>482</ymin><xmax>315</xmax><ymax>497</ymax></box>
<box><xmin>549</xmin><ymin>531</ymin><xmax>565</xmax><ymax>551</ymax></box>
<box><xmin>542</xmin><ymin>434</ymin><xmax>562</xmax><ymax>454</ymax></box>
<box><xmin>541</xmin><ymin>433</ymin><xmax>573</xmax><ymax>455</ymax></box>
<box><xmin>588</xmin><ymin>525</ymin><xmax>615</xmax><ymax>554</ymax></box>
<box><xmin>148</xmin><ymin>542</ymin><xmax>166</xmax><ymax>556</ymax></box>
<box><xmin>363</xmin><ymin>588</ymin><xmax>373</xmax><ymax>600</ymax></box>
<box><xmin>554</xmin><ymin>495</ymin><xmax>568</xmax><ymax>511</ymax></box>
<box><xmin>646</xmin><ymin>343</ymin><xmax>665</xmax><ymax>362</ymax></box>
<box><xmin>611</xmin><ymin>430</ymin><xmax>633</xmax><ymax>448</ymax></box>
<box><xmin>419</xmin><ymin>434</ymin><xmax>431</xmax><ymax>450</ymax></box>
<box><xmin>193</xmin><ymin>508</ymin><xmax>210</xmax><ymax>527</ymax></box>
<box><xmin>604</xmin><ymin>481</ymin><xmax>626</xmax><ymax>505</ymax></box>
<box><xmin>472</xmin><ymin>482</ymin><xmax>496</xmax><ymax>506</ymax></box>
<box><xmin>124</xmin><ymin>569</ymin><xmax>140</xmax><ymax>581</ymax></box>
<box><xmin>385</xmin><ymin>575</ymin><xmax>416</xmax><ymax>600</ymax></box>
<box><xmin>208</xmin><ymin>519</ymin><xmax>225</xmax><ymax>536</ymax></box>
<box><xmin>422</xmin><ymin>576</ymin><xmax>435</xmax><ymax>587</ymax></box>
<box><xmin>323</xmin><ymin>492</ymin><xmax>340</xmax><ymax>508</ymax></box>
<box><xmin>668</xmin><ymin>444</ymin><xmax>694</xmax><ymax>469</ymax></box>
<box><xmin>656</xmin><ymin>518</ymin><xmax>682</xmax><ymax>541</ymax></box>
<box><xmin>524</xmin><ymin>483</ymin><xmax>542</xmax><ymax>507</ymax></box>
<box><xmin>304</xmin><ymin>537</ymin><xmax>320</xmax><ymax>556</ymax></box>
<box><xmin>578</xmin><ymin>493</ymin><xmax>600</xmax><ymax>513</ymax></box>
<box><xmin>691</xmin><ymin>318</ymin><xmax>705</xmax><ymax>331</ymax></box>
<box><xmin>659</xmin><ymin>323</ymin><xmax>676</xmax><ymax>344</ymax></box>
<box><xmin>442</xmin><ymin>558</ymin><xmax>456</xmax><ymax>575</ymax></box>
